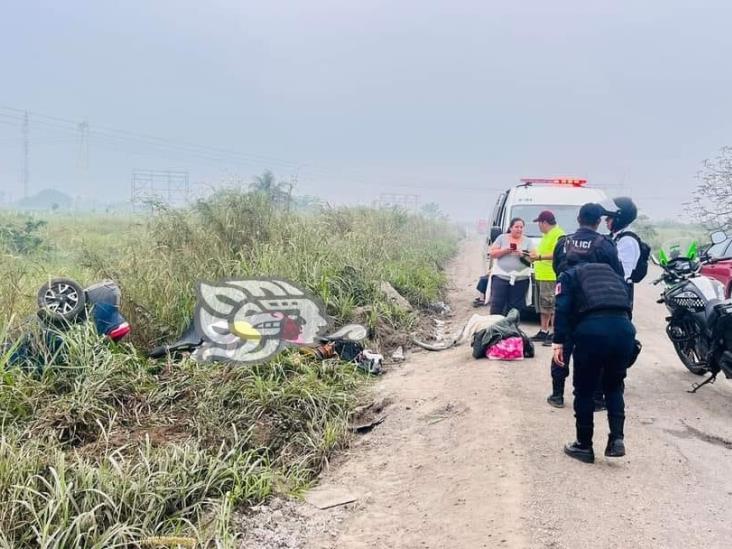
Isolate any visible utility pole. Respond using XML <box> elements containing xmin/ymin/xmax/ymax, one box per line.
<box><xmin>77</xmin><ymin>120</ymin><xmax>89</xmax><ymax>171</ymax></box>
<box><xmin>22</xmin><ymin>110</ymin><xmax>29</xmax><ymax>198</ymax></box>
<box><xmin>287</xmin><ymin>173</ymin><xmax>296</xmax><ymax>213</ymax></box>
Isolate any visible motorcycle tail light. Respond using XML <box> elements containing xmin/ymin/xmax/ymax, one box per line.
<box><xmin>107</xmin><ymin>322</ymin><xmax>130</xmax><ymax>342</ymax></box>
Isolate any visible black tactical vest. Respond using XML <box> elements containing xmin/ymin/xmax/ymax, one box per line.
<box><xmin>573</xmin><ymin>263</ymin><xmax>631</xmax><ymax>316</ymax></box>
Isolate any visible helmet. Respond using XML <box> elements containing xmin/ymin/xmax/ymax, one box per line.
<box><xmin>607</xmin><ymin>196</ymin><xmax>637</xmax><ymax>232</ymax></box>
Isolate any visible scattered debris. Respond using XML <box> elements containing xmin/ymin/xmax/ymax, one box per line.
<box><xmin>352</xmin><ymin>398</ymin><xmax>391</xmax><ymax>432</ymax></box>
<box><xmin>428</xmin><ymin>301</ymin><xmax>452</xmax><ymax>315</ymax></box>
<box><xmin>391</xmin><ymin>346</ymin><xmax>405</xmax><ymax>362</ymax></box>
<box><xmin>411</xmin><ymin>313</ymin><xmax>504</xmax><ymax>352</ymax></box>
<box><xmin>305</xmin><ymin>486</ymin><xmax>358</xmax><ymax>510</ymax></box>
<box><xmin>350</xmin><ymin>415</ymin><xmax>386</xmax><ymax>433</ymax></box>
<box><xmin>356</xmin><ymin>349</ymin><xmax>384</xmax><ymax>374</ymax></box>
<box><xmin>433</xmin><ymin>319</ymin><xmax>447</xmax><ymax>342</ymax></box>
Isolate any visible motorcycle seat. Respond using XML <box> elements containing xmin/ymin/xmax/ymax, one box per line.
<box><xmin>706</xmin><ymin>300</ymin><xmax>732</xmax><ymax>336</ymax></box>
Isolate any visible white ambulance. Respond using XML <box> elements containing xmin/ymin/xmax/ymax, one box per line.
<box><xmin>485</xmin><ymin>178</ymin><xmax>610</xmax><ymax>314</ymax></box>
<box><xmin>487</xmin><ymin>178</ymin><xmax>609</xmax><ymax>246</ymax></box>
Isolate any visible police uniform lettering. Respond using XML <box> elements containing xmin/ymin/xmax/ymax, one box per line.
<box><xmin>567</xmin><ymin>239</ymin><xmax>592</xmax><ymax>250</ymax></box>
<box><xmin>553</xmin><ymin>227</ymin><xmax>624</xmax><ymax>278</ymax></box>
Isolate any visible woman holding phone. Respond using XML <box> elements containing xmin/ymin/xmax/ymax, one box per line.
<box><xmin>488</xmin><ymin>217</ymin><xmax>535</xmax><ymax>316</ymax></box>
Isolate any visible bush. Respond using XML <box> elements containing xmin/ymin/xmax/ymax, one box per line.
<box><xmin>0</xmin><ymin>217</ymin><xmax>47</xmax><ymax>255</ymax></box>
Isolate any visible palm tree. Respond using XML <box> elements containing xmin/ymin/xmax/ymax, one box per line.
<box><xmin>250</xmin><ymin>170</ymin><xmax>278</xmax><ymax>195</ymax></box>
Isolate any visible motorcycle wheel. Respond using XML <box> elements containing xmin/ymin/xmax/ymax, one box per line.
<box><xmin>37</xmin><ymin>278</ymin><xmax>86</xmax><ymax>322</ymax></box>
<box><xmin>669</xmin><ymin>319</ymin><xmax>707</xmax><ymax>376</ymax></box>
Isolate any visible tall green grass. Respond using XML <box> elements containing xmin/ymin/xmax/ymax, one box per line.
<box><xmin>0</xmin><ymin>192</ymin><xmax>460</xmax><ymax>546</ymax></box>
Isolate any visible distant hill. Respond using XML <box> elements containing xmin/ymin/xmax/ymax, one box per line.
<box><xmin>15</xmin><ymin>189</ymin><xmax>73</xmax><ymax>211</ymax></box>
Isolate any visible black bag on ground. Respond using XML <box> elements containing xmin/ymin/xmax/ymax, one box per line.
<box><xmin>519</xmin><ymin>328</ymin><xmax>535</xmax><ymax>358</ymax></box>
<box><xmin>471</xmin><ymin>308</ymin><xmax>526</xmax><ymax>359</ymax></box>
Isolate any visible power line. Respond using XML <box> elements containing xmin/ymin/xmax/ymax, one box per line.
<box><xmin>0</xmin><ymin>106</ymin><xmax>302</xmax><ymax>170</ymax></box>
<box><xmin>0</xmin><ymin>106</ymin><xmax>501</xmax><ymax>194</ymax></box>
<box><xmin>2</xmin><ymin>105</ymin><xmax>641</xmax><ymax>199</ymax></box>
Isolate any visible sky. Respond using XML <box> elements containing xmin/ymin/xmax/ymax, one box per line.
<box><xmin>1</xmin><ymin>0</ymin><xmax>731</xmax><ymax>220</ymax></box>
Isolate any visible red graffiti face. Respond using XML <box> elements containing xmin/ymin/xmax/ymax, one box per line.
<box><xmin>280</xmin><ymin>315</ymin><xmax>302</xmax><ymax>342</ymax></box>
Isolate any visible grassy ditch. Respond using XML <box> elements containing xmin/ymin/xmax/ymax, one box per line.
<box><xmin>0</xmin><ymin>192</ymin><xmax>460</xmax><ymax>547</ymax></box>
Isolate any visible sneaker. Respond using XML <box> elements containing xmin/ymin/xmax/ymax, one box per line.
<box><xmin>564</xmin><ymin>441</ymin><xmax>595</xmax><ymax>463</ymax></box>
<box><xmin>542</xmin><ymin>333</ymin><xmax>554</xmax><ymax>347</ymax></box>
<box><xmin>531</xmin><ymin>330</ymin><xmax>548</xmax><ymax>341</ymax></box>
<box><xmin>546</xmin><ymin>394</ymin><xmax>564</xmax><ymax>408</ymax></box>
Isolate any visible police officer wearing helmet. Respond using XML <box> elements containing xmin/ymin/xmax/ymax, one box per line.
<box><xmin>605</xmin><ymin>196</ymin><xmax>640</xmax><ymax>307</ymax></box>
<box><xmin>546</xmin><ymin>203</ymin><xmax>624</xmax><ymax>408</ymax></box>
<box><xmin>552</xmin><ymin>246</ymin><xmax>635</xmax><ymax>463</ymax></box>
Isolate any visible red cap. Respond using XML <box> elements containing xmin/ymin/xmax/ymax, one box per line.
<box><xmin>533</xmin><ymin>210</ymin><xmax>556</xmax><ymax>224</ymax></box>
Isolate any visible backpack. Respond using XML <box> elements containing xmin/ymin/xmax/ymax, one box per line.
<box><xmin>618</xmin><ymin>231</ymin><xmax>651</xmax><ymax>283</ymax></box>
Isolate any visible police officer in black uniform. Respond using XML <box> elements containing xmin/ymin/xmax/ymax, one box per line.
<box><xmin>552</xmin><ymin>256</ymin><xmax>635</xmax><ymax>463</ymax></box>
<box><xmin>546</xmin><ymin>203</ymin><xmax>624</xmax><ymax>408</ymax></box>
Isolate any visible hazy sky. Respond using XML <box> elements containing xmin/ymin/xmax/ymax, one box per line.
<box><xmin>1</xmin><ymin>0</ymin><xmax>731</xmax><ymax>220</ymax></box>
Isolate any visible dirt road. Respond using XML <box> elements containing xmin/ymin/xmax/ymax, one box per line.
<box><xmin>261</xmin><ymin>237</ymin><xmax>732</xmax><ymax>548</ymax></box>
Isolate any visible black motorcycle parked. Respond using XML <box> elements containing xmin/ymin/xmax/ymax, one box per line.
<box><xmin>653</xmin><ymin>234</ymin><xmax>732</xmax><ymax>391</ymax></box>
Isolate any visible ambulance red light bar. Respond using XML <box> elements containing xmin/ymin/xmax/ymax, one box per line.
<box><xmin>520</xmin><ymin>178</ymin><xmax>587</xmax><ymax>187</ymax></box>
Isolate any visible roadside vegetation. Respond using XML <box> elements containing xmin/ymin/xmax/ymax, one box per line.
<box><xmin>0</xmin><ymin>188</ymin><xmax>460</xmax><ymax>547</ymax></box>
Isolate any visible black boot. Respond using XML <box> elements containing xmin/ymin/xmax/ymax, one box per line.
<box><xmin>605</xmin><ymin>437</ymin><xmax>625</xmax><ymax>457</ymax></box>
<box><xmin>605</xmin><ymin>415</ymin><xmax>626</xmax><ymax>457</ymax></box>
<box><xmin>565</xmin><ymin>425</ymin><xmax>594</xmax><ymax>463</ymax></box>
<box><xmin>547</xmin><ymin>378</ymin><xmax>565</xmax><ymax>408</ymax></box>
<box><xmin>564</xmin><ymin>441</ymin><xmax>595</xmax><ymax>463</ymax></box>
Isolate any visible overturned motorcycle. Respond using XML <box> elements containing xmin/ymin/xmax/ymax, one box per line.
<box><xmin>3</xmin><ymin>277</ymin><xmax>130</xmax><ymax>369</ymax></box>
<box><xmin>653</xmin><ymin>234</ymin><xmax>732</xmax><ymax>391</ymax></box>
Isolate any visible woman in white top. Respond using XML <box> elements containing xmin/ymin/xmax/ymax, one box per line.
<box><xmin>488</xmin><ymin>217</ymin><xmax>536</xmax><ymax>316</ymax></box>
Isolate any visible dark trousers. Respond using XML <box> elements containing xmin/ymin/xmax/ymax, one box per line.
<box><xmin>572</xmin><ymin>314</ymin><xmax>636</xmax><ymax>444</ymax></box>
<box><xmin>489</xmin><ymin>277</ymin><xmax>529</xmax><ymax>316</ymax></box>
<box><xmin>552</xmin><ymin>340</ymin><xmax>573</xmax><ymax>381</ymax></box>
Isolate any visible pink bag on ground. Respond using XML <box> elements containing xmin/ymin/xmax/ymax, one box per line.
<box><xmin>485</xmin><ymin>336</ymin><xmax>524</xmax><ymax>361</ymax></box>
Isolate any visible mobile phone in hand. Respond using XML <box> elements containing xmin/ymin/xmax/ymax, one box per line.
<box><xmin>510</xmin><ymin>243</ymin><xmax>517</xmax><ymax>251</ymax></box>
